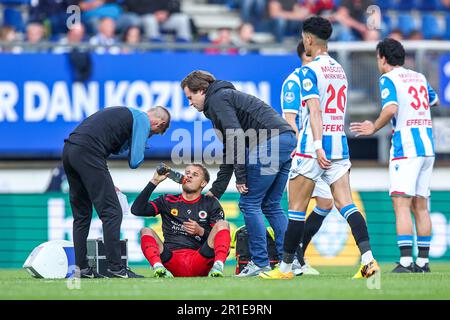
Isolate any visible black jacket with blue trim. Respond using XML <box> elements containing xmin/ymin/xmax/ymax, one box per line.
<box><xmin>65</xmin><ymin>106</ymin><xmax>150</xmax><ymax>169</ymax></box>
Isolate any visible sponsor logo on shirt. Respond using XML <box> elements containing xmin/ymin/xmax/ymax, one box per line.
<box><xmin>381</xmin><ymin>88</ymin><xmax>390</xmax><ymax>99</ymax></box>
<box><xmin>323</xmin><ymin>124</ymin><xmax>344</xmax><ymax>132</ymax></box>
<box><xmin>303</xmin><ymin>79</ymin><xmax>313</xmax><ymax>91</ymax></box>
<box><xmin>406</xmin><ymin>119</ymin><xmax>432</xmax><ymax>126</ymax></box>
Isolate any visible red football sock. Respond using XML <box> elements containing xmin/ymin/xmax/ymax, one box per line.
<box><xmin>141</xmin><ymin>235</ymin><xmax>162</xmax><ymax>267</ymax></box>
<box><xmin>214</xmin><ymin>229</ymin><xmax>231</xmax><ymax>263</ymax></box>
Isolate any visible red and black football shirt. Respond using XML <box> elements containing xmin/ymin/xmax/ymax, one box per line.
<box><xmin>131</xmin><ymin>182</ymin><xmax>225</xmax><ymax>251</ymax></box>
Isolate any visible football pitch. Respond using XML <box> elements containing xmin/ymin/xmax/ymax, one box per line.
<box><xmin>1</xmin><ymin>263</ymin><xmax>449</xmax><ymax>300</ymax></box>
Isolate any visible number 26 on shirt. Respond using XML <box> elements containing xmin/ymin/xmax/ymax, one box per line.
<box><xmin>325</xmin><ymin>84</ymin><xmax>347</xmax><ymax>114</ymax></box>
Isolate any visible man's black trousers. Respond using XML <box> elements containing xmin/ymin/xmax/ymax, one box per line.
<box><xmin>62</xmin><ymin>142</ymin><xmax>123</xmax><ymax>271</ymax></box>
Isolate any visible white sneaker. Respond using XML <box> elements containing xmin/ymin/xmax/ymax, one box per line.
<box><xmin>236</xmin><ymin>261</ymin><xmax>271</xmax><ymax>277</ymax></box>
<box><xmin>208</xmin><ymin>261</ymin><xmax>224</xmax><ymax>277</ymax></box>
<box><xmin>300</xmin><ymin>263</ymin><xmax>320</xmax><ymax>275</ymax></box>
<box><xmin>292</xmin><ymin>259</ymin><xmax>303</xmax><ymax>276</ymax></box>
<box><xmin>292</xmin><ymin>259</ymin><xmax>320</xmax><ymax>275</ymax></box>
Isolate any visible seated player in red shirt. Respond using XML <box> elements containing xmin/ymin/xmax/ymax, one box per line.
<box><xmin>131</xmin><ymin>163</ymin><xmax>231</xmax><ymax>277</ymax></box>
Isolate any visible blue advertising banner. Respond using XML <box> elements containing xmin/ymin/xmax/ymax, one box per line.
<box><xmin>440</xmin><ymin>55</ymin><xmax>450</xmax><ymax>107</ymax></box>
<box><xmin>0</xmin><ymin>53</ymin><xmax>298</xmax><ymax>158</ymax></box>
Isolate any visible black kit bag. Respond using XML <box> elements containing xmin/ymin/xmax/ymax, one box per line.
<box><xmin>231</xmin><ymin>225</ymin><xmax>279</xmax><ymax>274</ymax></box>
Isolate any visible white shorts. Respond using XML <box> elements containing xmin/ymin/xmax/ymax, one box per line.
<box><xmin>289</xmin><ymin>156</ymin><xmax>351</xmax><ymax>187</ymax></box>
<box><xmin>389</xmin><ymin>156</ymin><xmax>434</xmax><ymax>197</ymax></box>
<box><xmin>312</xmin><ymin>179</ymin><xmax>333</xmax><ymax>199</ymax></box>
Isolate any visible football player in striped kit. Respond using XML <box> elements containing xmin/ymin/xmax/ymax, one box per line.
<box><xmin>280</xmin><ymin>40</ymin><xmax>334</xmax><ymax>276</ymax></box>
<box><xmin>351</xmin><ymin>38</ymin><xmax>439</xmax><ymax>273</ymax></box>
<box><xmin>260</xmin><ymin>16</ymin><xmax>380</xmax><ymax>280</ymax></box>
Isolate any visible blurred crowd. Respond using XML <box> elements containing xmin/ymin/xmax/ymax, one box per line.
<box><xmin>0</xmin><ymin>0</ymin><xmax>450</xmax><ymax>54</ymax></box>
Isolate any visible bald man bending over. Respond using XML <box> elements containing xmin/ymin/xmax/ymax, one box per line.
<box><xmin>63</xmin><ymin>106</ymin><xmax>171</xmax><ymax>278</ymax></box>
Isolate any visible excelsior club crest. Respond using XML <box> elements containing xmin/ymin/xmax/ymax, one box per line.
<box><xmin>198</xmin><ymin>211</ymin><xmax>207</xmax><ymax>219</ymax></box>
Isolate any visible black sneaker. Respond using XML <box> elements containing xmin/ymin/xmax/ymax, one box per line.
<box><xmin>106</xmin><ymin>266</ymin><xmax>144</xmax><ymax>278</ymax></box>
<box><xmin>414</xmin><ymin>263</ymin><xmax>431</xmax><ymax>273</ymax></box>
<box><xmin>391</xmin><ymin>262</ymin><xmax>415</xmax><ymax>273</ymax></box>
<box><xmin>79</xmin><ymin>267</ymin><xmax>107</xmax><ymax>279</ymax></box>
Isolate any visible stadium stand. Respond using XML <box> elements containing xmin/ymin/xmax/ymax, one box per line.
<box><xmin>2</xmin><ymin>0</ymin><xmax>450</xmax><ymax>43</ymax></box>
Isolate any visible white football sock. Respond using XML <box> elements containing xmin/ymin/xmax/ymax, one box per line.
<box><xmin>361</xmin><ymin>250</ymin><xmax>374</xmax><ymax>265</ymax></box>
<box><xmin>153</xmin><ymin>262</ymin><xmax>164</xmax><ymax>269</ymax></box>
<box><xmin>415</xmin><ymin>257</ymin><xmax>429</xmax><ymax>268</ymax></box>
<box><xmin>279</xmin><ymin>261</ymin><xmax>292</xmax><ymax>273</ymax></box>
<box><xmin>400</xmin><ymin>256</ymin><xmax>413</xmax><ymax>267</ymax></box>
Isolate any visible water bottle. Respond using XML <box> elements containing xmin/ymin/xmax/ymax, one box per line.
<box><xmin>156</xmin><ymin>163</ymin><xmax>187</xmax><ymax>184</ymax></box>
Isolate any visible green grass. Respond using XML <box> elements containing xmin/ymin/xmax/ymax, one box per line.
<box><xmin>1</xmin><ymin>263</ymin><xmax>449</xmax><ymax>300</ymax></box>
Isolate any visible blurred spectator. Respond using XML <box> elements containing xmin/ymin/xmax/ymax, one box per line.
<box><xmin>117</xmin><ymin>0</ymin><xmax>192</xmax><ymax>42</ymax></box>
<box><xmin>408</xmin><ymin>30</ymin><xmax>424</xmax><ymax>41</ymax></box>
<box><xmin>365</xmin><ymin>29</ymin><xmax>380</xmax><ymax>41</ymax></box>
<box><xmin>53</xmin><ymin>22</ymin><xmax>86</xmax><ymax>53</ymax></box>
<box><xmin>241</xmin><ymin>0</ymin><xmax>267</xmax><ymax>26</ymax></box>
<box><xmin>29</xmin><ymin>0</ymin><xmax>78</xmax><ymax>37</ymax></box>
<box><xmin>123</xmin><ymin>25</ymin><xmax>141</xmax><ymax>44</ymax></box>
<box><xmin>442</xmin><ymin>0</ymin><xmax>450</xmax><ymax>9</ymax></box>
<box><xmin>121</xmin><ymin>25</ymin><xmax>142</xmax><ymax>53</ymax></box>
<box><xmin>204</xmin><ymin>27</ymin><xmax>239</xmax><ymax>55</ymax></box>
<box><xmin>388</xmin><ymin>28</ymin><xmax>404</xmax><ymax>41</ymax></box>
<box><xmin>26</xmin><ymin>22</ymin><xmax>46</xmax><ymax>44</ymax></box>
<box><xmin>78</xmin><ymin>0</ymin><xmax>123</xmax><ymax>35</ymax></box>
<box><xmin>235</xmin><ymin>22</ymin><xmax>259</xmax><ymax>54</ymax></box>
<box><xmin>89</xmin><ymin>17</ymin><xmax>120</xmax><ymax>54</ymax></box>
<box><xmin>67</xmin><ymin>23</ymin><xmax>86</xmax><ymax>43</ymax></box>
<box><xmin>0</xmin><ymin>26</ymin><xmax>22</xmax><ymax>53</ymax></box>
<box><xmin>268</xmin><ymin>0</ymin><xmax>311</xmax><ymax>43</ymax></box>
<box><xmin>0</xmin><ymin>26</ymin><xmax>17</xmax><ymax>43</ymax></box>
<box><xmin>332</xmin><ymin>0</ymin><xmax>373</xmax><ymax>41</ymax></box>
<box><xmin>303</xmin><ymin>0</ymin><xmax>334</xmax><ymax>15</ymax></box>
<box><xmin>52</xmin><ymin>22</ymin><xmax>92</xmax><ymax>82</ymax></box>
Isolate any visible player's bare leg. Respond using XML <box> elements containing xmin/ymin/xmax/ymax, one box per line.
<box><xmin>331</xmin><ymin>172</ymin><xmax>380</xmax><ymax>278</ymax></box>
<box><xmin>391</xmin><ymin>196</ymin><xmax>416</xmax><ymax>272</ymax></box>
<box><xmin>260</xmin><ymin>175</ymin><xmax>315</xmax><ymax>279</ymax></box>
<box><xmin>411</xmin><ymin>197</ymin><xmax>432</xmax><ymax>272</ymax></box>
<box><xmin>140</xmin><ymin>227</ymin><xmax>173</xmax><ymax>278</ymax></box>
<box><xmin>207</xmin><ymin>220</ymin><xmax>231</xmax><ymax>277</ymax></box>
